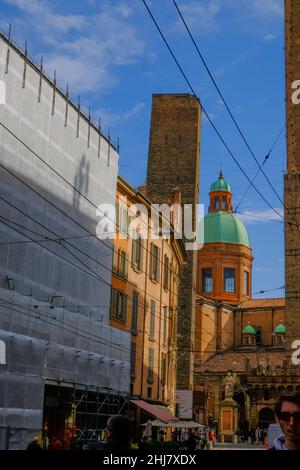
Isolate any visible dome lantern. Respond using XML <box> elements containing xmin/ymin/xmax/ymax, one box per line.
<box><xmin>209</xmin><ymin>172</ymin><xmax>233</xmax><ymax>212</ymax></box>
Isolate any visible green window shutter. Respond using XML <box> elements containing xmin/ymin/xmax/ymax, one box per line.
<box><xmin>138</xmin><ymin>237</ymin><xmax>143</xmax><ymax>271</ymax></box>
<box><xmin>156</xmin><ymin>247</ymin><xmax>161</xmax><ymax>282</ymax></box>
<box><xmin>131</xmin><ymin>291</ymin><xmax>138</xmax><ymax>330</ymax></box>
<box><xmin>110</xmin><ymin>288</ymin><xmax>117</xmax><ymax>317</ymax></box>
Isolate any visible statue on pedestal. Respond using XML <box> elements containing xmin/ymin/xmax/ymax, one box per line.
<box><xmin>224</xmin><ymin>371</ymin><xmax>236</xmax><ymax>398</ymax></box>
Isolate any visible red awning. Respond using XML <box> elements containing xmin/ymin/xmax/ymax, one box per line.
<box><xmin>129</xmin><ymin>399</ymin><xmax>177</xmax><ymax>422</ymax></box>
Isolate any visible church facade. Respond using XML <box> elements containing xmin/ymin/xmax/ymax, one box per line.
<box><xmin>193</xmin><ymin>173</ymin><xmax>300</xmax><ymax>433</ymax></box>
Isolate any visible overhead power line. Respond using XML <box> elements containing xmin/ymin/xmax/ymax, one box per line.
<box><xmin>171</xmin><ymin>0</ymin><xmax>295</xmax><ymax>225</ymax></box>
<box><xmin>141</xmin><ymin>0</ymin><xmax>284</xmax><ymax>223</ymax></box>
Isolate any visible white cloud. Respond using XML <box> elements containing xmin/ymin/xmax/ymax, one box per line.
<box><xmin>236</xmin><ymin>208</ymin><xmax>284</xmax><ymax>224</ymax></box>
<box><xmin>174</xmin><ymin>0</ymin><xmax>221</xmax><ymax>32</ymax></box>
<box><xmin>95</xmin><ymin>102</ymin><xmax>145</xmax><ymax>128</ymax></box>
<box><xmin>3</xmin><ymin>0</ymin><xmax>145</xmax><ymax>94</ymax></box>
<box><xmin>252</xmin><ymin>0</ymin><xmax>283</xmax><ymax>17</ymax></box>
<box><xmin>263</xmin><ymin>33</ymin><xmax>276</xmax><ymax>41</ymax></box>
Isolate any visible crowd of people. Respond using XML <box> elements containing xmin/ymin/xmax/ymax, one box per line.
<box><xmin>25</xmin><ymin>390</ymin><xmax>300</xmax><ymax>452</ymax></box>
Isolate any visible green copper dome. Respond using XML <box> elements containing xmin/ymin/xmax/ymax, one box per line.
<box><xmin>274</xmin><ymin>323</ymin><xmax>286</xmax><ymax>334</ymax></box>
<box><xmin>203</xmin><ymin>211</ymin><xmax>251</xmax><ymax>248</ymax></box>
<box><xmin>210</xmin><ymin>171</ymin><xmax>231</xmax><ymax>192</ymax></box>
<box><xmin>242</xmin><ymin>324</ymin><xmax>256</xmax><ymax>335</ymax></box>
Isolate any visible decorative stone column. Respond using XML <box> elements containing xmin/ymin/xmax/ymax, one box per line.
<box><xmin>218</xmin><ymin>371</ymin><xmax>239</xmax><ymax>442</ymax></box>
<box><xmin>218</xmin><ymin>397</ymin><xmax>239</xmax><ymax>443</ymax></box>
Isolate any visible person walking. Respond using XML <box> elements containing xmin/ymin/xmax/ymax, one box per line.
<box><xmin>26</xmin><ymin>436</ymin><xmax>42</xmax><ymax>451</ymax></box>
<box><xmin>270</xmin><ymin>390</ymin><xmax>300</xmax><ymax>450</ymax></box>
<box><xmin>100</xmin><ymin>414</ymin><xmax>131</xmax><ymax>452</ymax></box>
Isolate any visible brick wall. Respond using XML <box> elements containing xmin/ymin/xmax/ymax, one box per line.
<box><xmin>146</xmin><ymin>94</ymin><xmax>201</xmax><ymax>389</ymax></box>
<box><xmin>285</xmin><ymin>0</ymin><xmax>300</xmax><ymax>346</ymax></box>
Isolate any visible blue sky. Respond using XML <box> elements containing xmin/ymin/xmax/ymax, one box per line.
<box><xmin>0</xmin><ymin>0</ymin><xmax>286</xmax><ymax>298</ymax></box>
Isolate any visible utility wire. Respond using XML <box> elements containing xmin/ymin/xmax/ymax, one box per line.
<box><xmin>171</xmin><ymin>0</ymin><xmax>295</xmax><ymax>225</ymax></box>
<box><xmin>141</xmin><ymin>0</ymin><xmax>284</xmax><ymax>223</ymax></box>
<box><xmin>234</xmin><ymin>125</ymin><xmax>286</xmax><ymax>212</ymax></box>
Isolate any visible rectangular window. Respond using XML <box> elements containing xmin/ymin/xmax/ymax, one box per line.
<box><xmin>150</xmin><ymin>243</ymin><xmax>160</xmax><ymax>282</ymax></box>
<box><xmin>110</xmin><ymin>287</ymin><xmax>118</xmax><ymax>318</ymax></box>
<box><xmin>244</xmin><ymin>271</ymin><xmax>249</xmax><ymax>295</ymax></box>
<box><xmin>118</xmin><ymin>249</ymin><xmax>128</xmax><ymax>279</ymax></box>
<box><xmin>163</xmin><ymin>306</ymin><xmax>168</xmax><ymax>344</ymax></box>
<box><xmin>132</xmin><ymin>235</ymin><xmax>143</xmax><ymax>271</ymax></box>
<box><xmin>224</xmin><ymin>268</ymin><xmax>235</xmax><ymax>293</ymax></box>
<box><xmin>119</xmin><ymin>201</ymin><xmax>128</xmax><ymax>237</ymax></box>
<box><xmin>131</xmin><ymin>291</ymin><xmax>139</xmax><ymax>331</ymax></box>
<box><xmin>163</xmin><ymin>255</ymin><xmax>169</xmax><ymax>290</ymax></box>
<box><xmin>161</xmin><ymin>353</ymin><xmax>167</xmax><ymax>385</ymax></box>
<box><xmin>111</xmin><ymin>291</ymin><xmax>127</xmax><ymax>321</ymax></box>
<box><xmin>150</xmin><ymin>300</ymin><xmax>155</xmax><ymax>338</ymax></box>
<box><xmin>215</xmin><ymin>198</ymin><xmax>220</xmax><ymax>209</ymax></box>
<box><xmin>147</xmin><ymin>348</ymin><xmax>154</xmax><ymax>382</ymax></box>
<box><xmin>202</xmin><ymin>268</ymin><xmax>213</xmax><ymax>293</ymax></box>
<box><xmin>130</xmin><ymin>342</ymin><xmax>136</xmax><ymax>378</ymax></box>
<box><xmin>222</xmin><ymin>197</ymin><xmax>226</xmax><ymax>209</ymax></box>
<box><xmin>112</xmin><ymin>248</ymin><xmax>118</xmax><ymax>273</ymax></box>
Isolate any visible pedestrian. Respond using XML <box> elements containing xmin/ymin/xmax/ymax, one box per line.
<box><xmin>49</xmin><ymin>435</ymin><xmax>62</xmax><ymax>450</ymax></box>
<box><xmin>208</xmin><ymin>429</ymin><xmax>215</xmax><ymax>450</ymax></box>
<box><xmin>100</xmin><ymin>414</ymin><xmax>131</xmax><ymax>452</ymax></box>
<box><xmin>270</xmin><ymin>390</ymin><xmax>300</xmax><ymax>450</ymax></box>
<box><xmin>186</xmin><ymin>431</ymin><xmax>197</xmax><ymax>451</ymax></box>
<box><xmin>26</xmin><ymin>436</ymin><xmax>42</xmax><ymax>451</ymax></box>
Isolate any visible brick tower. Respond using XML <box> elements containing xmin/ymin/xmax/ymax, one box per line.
<box><xmin>285</xmin><ymin>0</ymin><xmax>300</xmax><ymax>348</ymax></box>
<box><xmin>146</xmin><ymin>94</ymin><xmax>202</xmax><ymax>393</ymax></box>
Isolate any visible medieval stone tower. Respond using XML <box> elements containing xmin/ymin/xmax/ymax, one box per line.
<box><xmin>285</xmin><ymin>0</ymin><xmax>300</xmax><ymax>347</ymax></box>
<box><xmin>146</xmin><ymin>94</ymin><xmax>202</xmax><ymax>393</ymax></box>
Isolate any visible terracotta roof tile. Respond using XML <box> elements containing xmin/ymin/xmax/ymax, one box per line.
<box><xmin>237</xmin><ymin>298</ymin><xmax>285</xmax><ymax>309</ymax></box>
<box><xmin>195</xmin><ymin>350</ymin><xmax>286</xmax><ymax>374</ymax></box>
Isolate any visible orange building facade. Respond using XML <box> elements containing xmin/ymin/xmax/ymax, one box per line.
<box><xmin>109</xmin><ymin>176</ymin><xmax>186</xmax><ymax>431</ymax></box>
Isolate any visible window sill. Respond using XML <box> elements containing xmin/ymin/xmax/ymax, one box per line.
<box><xmin>109</xmin><ymin>315</ymin><xmax>126</xmax><ymax>324</ymax></box>
<box><xmin>147</xmin><ymin>378</ymin><xmax>154</xmax><ymax>384</ymax></box>
<box><xmin>132</xmin><ymin>265</ymin><xmax>143</xmax><ymax>274</ymax></box>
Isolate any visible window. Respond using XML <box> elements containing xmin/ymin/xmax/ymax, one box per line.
<box><xmin>147</xmin><ymin>348</ymin><xmax>154</xmax><ymax>382</ymax></box>
<box><xmin>112</xmin><ymin>248</ymin><xmax>118</xmax><ymax>273</ymax></box>
<box><xmin>215</xmin><ymin>198</ymin><xmax>220</xmax><ymax>209</ymax></box>
<box><xmin>116</xmin><ymin>199</ymin><xmax>128</xmax><ymax>237</ymax></box>
<box><xmin>147</xmin><ymin>387</ymin><xmax>152</xmax><ymax>398</ymax></box>
<box><xmin>242</xmin><ymin>335</ymin><xmax>256</xmax><ymax>346</ymax></box>
<box><xmin>255</xmin><ymin>327</ymin><xmax>261</xmax><ymax>345</ymax></box>
<box><xmin>132</xmin><ymin>235</ymin><xmax>143</xmax><ymax>271</ymax></box>
<box><xmin>110</xmin><ymin>288</ymin><xmax>128</xmax><ymax>321</ymax></box>
<box><xmin>273</xmin><ymin>334</ymin><xmax>284</xmax><ymax>345</ymax></box>
<box><xmin>118</xmin><ymin>249</ymin><xmax>128</xmax><ymax>279</ymax></box>
<box><xmin>244</xmin><ymin>271</ymin><xmax>249</xmax><ymax>295</ymax></box>
<box><xmin>161</xmin><ymin>353</ymin><xmax>167</xmax><ymax>385</ymax></box>
<box><xmin>202</xmin><ymin>268</ymin><xmax>213</xmax><ymax>293</ymax></box>
<box><xmin>224</xmin><ymin>268</ymin><xmax>235</xmax><ymax>293</ymax></box>
<box><xmin>163</xmin><ymin>255</ymin><xmax>169</xmax><ymax>290</ymax></box>
<box><xmin>222</xmin><ymin>197</ymin><xmax>226</xmax><ymax>209</ymax></box>
<box><xmin>130</xmin><ymin>342</ymin><xmax>136</xmax><ymax>378</ymax></box>
<box><xmin>150</xmin><ymin>243</ymin><xmax>160</xmax><ymax>282</ymax></box>
<box><xmin>131</xmin><ymin>291</ymin><xmax>139</xmax><ymax>331</ymax></box>
<box><xmin>150</xmin><ymin>300</ymin><xmax>155</xmax><ymax>338</ymax></box>
<box><xmin>163</xmin><ymin>306</ymin><xmax>168</xmax><ymax>344</ymax></box>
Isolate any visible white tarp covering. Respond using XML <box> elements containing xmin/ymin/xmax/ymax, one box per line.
<box><xmin>0</xmin><ymin>33</ymin><xmax>130</xmax><ymax>449</ymax></box>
